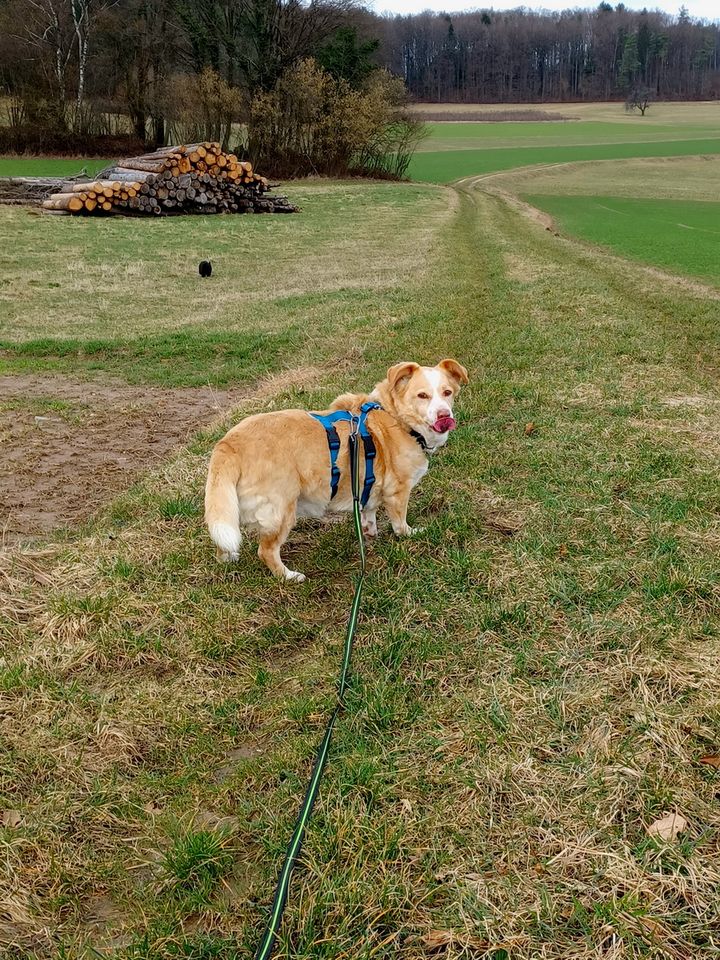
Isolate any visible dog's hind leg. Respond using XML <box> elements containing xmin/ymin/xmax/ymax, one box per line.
<box><xmin>257</xmin><ymin>505</ymin><xmax>305</xmax><ymax>583</ymax></box>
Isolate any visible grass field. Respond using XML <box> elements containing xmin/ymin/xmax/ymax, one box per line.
<box><xmin>491</xmin><ymin>154</ymin><xmax>720</xmax><ymax>287</ymax></box>
<box><xmin>408</xmin><ymin>101</ymin><xmax>720</xmax><ymax>182</ymax></box>
<box><xmin>525</xmin><ymin>194</ymin><xmax>720</xmax><ymax>286</ymax></box>
<box><xmin>0</xmin><ymin>182</ymin><xmax>448</xmax><ymax>383</ymax></box>
<box><xmin>2</xmin><ymin>143</ymin><xmax>720</xmax><ymax>959</ymax></box>
<box><xmin>409</xmin><ymin>135</ymin><xmax>720</xmax><ymax>182</ymax></box>
<box><xmin>408</xmin><ymin>101</ymin><xmax>720</xmax><ymax>124</ymax></box>
<box><xmin>0</xmin><ymin>156</ymin><xmax>111</xmax><ymax>178</ymax></box>
<box><xmin>2</xmin><ymin>104</ymin><xmax>720</xmax><ymax>956</ymax></box>
<box><xmin>499</xmin><ymin>155</ymin><xmax>720</xmax><ymax>202</ymax></box>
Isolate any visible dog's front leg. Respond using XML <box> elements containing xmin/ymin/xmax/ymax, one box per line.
<box><xmin>384</xmin><ymin>485</ymin><xmax>421</xmax><ymax>536</ymax></box>
<box><xmin>361</xmin><ymin>508</ymin><xmax>378</xmax><ymax>538</ymax></box>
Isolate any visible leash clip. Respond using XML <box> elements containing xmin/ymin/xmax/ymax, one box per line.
<box><xmin>348</xmin><ymin>412</ymin><xmax>360</xmax><ymax>441</ymax></box>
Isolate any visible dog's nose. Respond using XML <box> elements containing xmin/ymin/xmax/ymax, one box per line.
<box><xmin>437</xmin><ymin>407</ymin><xmax>452</xmax><ymax>419</ymax></box>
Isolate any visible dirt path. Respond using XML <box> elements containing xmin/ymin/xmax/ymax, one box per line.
<box><xmin>0</xmin><ymin>372</ymin><xmax>317</xmax><ymax>545</ymax></box>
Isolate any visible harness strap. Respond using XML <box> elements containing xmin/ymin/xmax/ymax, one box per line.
<box><xmin>358</xmin><ymin>401</ymin><xmax>379</xmax><ymax>509</ymax></box>
<box><xmin>325</xmin><ymin>423</ymin><xmax>342</xmax><ymax>500</ymax></box>
<box><xmin>310</xmin><ymin>401</ymin><xmax>381</xmax><ymax>509</ymax></box>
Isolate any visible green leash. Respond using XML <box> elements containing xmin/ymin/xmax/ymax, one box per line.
<box><xmin>254</xmin><ymin>425</ymin><xmax>367</xmax><ymax>960</ymax></box>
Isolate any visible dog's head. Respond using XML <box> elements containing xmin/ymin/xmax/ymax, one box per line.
<box><xmin>385</xmin><ymin>359</ymin><xmax>469</xmax><ymax>445</ymax></box>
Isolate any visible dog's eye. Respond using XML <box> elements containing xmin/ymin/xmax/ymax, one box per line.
<box><xmin>443</xmin><ymin>389</ymin><xmax>453</xmax><ymax>397</ymax></box>
<box><xmin>417</xmin><ymin>392</ymin><xmax>430</xmax><ymax>400</ymax></box>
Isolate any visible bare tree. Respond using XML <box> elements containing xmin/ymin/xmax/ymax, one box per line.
<box><xmin>69</xmin><ymin>0</ymin><xmax>119</xmax><ymax>128</ymax></box>
<box><xmin>9</xmin><ymin>0</ymin><xmax>118</xmax><ymax>129</ymax></box>
<box><xmin>174</xmin><ymin>0</ymin><xmax>359</xmax><ymax>95</ymax></box>
<box><xmin>15</xmin><ymin>0</ymin><xmax>75</xmax><ymax>117</ymax></box>
<box><xmin>625</xmin><ymin>86</ymin><xmax>653</xmax><ymax>114</ymax></box>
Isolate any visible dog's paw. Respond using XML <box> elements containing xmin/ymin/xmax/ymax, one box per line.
<box><xmin>283</xmin><ymin>569</ymin><xmax>306</xmax><ymax>583</ymax></box>
<box><xmin>217</xmin><ymin>549</ymin><xmax>239</xmax><ymax>563</ymax></box>
<box><xmin>393</xmin><ymin>524</ymin><xmax>424</xmax><ymax>537</ymax></box>
<box><xmin>361</xmin><ymin>518</ymin><xmax>378</xmax><ymax>537</ymax></box>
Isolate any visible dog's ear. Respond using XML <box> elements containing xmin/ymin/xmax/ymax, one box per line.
<box><xmin>387</xmin><ymin>361</ymin><xmax>420</xmax><ymax>392</ymax></box>
<box><xmin>438</xmin><ymin>358</ymin><xmax>469</xmax><ymax>386</ymax></box>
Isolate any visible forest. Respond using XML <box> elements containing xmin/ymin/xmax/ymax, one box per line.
<box><xmin>0</xmin><ymin>0</ymin><xmax>718</xmax><ymax>160</ymax></box>
<box><xmin>383</xmin><ymin>5</ymin><xmax>720</xmax><ymax>102</ymax></box>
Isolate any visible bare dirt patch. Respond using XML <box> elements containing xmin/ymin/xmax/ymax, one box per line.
<box><xmin>0</xmin><ymin>368</ymin><xmax>323</xmax><ymax>544</ymax></box>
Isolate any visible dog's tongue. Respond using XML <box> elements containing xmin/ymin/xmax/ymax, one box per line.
<box><xmin>431</xmin><ymin>416</ymin><xmax>457</xmax><ymax>434</ymax></box>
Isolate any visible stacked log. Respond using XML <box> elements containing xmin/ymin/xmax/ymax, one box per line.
<box><xmin>43</xmin><ymin>179</ymin><xmax>142</xmax><ymax>214</ymax></box>
<box><xmin>39</xmin><ymin>143</ymin><xmax>296</xmax><ymax>217</ymax></box>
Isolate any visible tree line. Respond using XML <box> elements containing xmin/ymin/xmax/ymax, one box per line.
<box><xmin>381</xmin><ymin>5</ymin><xmax>720</xmax><ymax>103</ymax></box>
<box><xmin>0</xmin><ymin>0</ymin><xmax>425</xmax><ymax>176</ymax></box>
<box><xmin>0</xmin><ymin>1</ymin><xmax>717</xmax><ymax>168</ymax></box>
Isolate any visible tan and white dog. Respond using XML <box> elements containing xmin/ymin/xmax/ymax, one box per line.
<box><xmin>204</xmin><ymin>359</ymin><xmax>469</xmax><ymax>582</ymax></box>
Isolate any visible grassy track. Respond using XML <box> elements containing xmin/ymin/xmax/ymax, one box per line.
<box><xmin>2</xmin><ymin>176</ymin><xmax>720</xmax><ymax>958</ymax></box>
<box><xmin>525</xmin><ymin>194</ymin><xmax>720</xmax><ymax>286</ymax></box>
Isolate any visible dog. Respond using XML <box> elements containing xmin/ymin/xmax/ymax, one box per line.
<box><xmin>204</xmin><ymin>359</ymin><xmax>469</xmax><ymax>582</ymax></box>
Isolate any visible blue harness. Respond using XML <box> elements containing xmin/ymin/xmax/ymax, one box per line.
<box><xmin>310</xmin><ymin>401</ymin><xmax>382</xmax><ymax>508</ymax></box>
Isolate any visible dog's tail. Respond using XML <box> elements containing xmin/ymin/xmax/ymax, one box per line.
<box><xmin>205</xmin><ymin>444</ymin><xmax>242</xmax><ymax>561</ymax></box>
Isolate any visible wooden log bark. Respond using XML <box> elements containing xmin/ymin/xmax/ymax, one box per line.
<box><xmin>42</xmin><ymin>195</ymin><xmax>84</xmax><ymax>211</ymax></box>
<box><xmin>96</xmin><ymin>168</ymin><xmax>157</xmax><ymax>183</ymax></box>
<box><xmin>116</xmin><ymin>158</ymin><xmax>167</xmax><ymax>173</ymax></box>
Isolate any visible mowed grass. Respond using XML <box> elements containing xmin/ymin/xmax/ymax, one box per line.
<box><xmin>525</xmin><ymin>194</ymin><xmax>720</xmax><ymax>286</ymax></box>
<box><xmin>408</xmin><ymin>101</ymin><xmax>720</xmax><ymax>182</ymax></box>
<box><xmin>2</xmin><ymin>171</ymin><xmax>720</xmax><ymax>959</ymax></box>
<box><xmin>497</xmin><ymin>155</ymin><xmax>720</xmax><ymax>286</ymax></box>
<box><xmin>500</xmin><ymin>155</ymin><xmax>720</xmax><ymax>203</ymax></box>
<box><xmin>408</xmin><ymin>100</ymin><xmax>720</xmax><ymax>125</ymax></box>
<box><xmin>0</xmin><ymin>181</ymin><xmax>451</xmax><ymax>385</ymax></box>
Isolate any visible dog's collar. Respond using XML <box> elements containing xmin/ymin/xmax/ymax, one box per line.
<box><xmin>372</xmin><ymin>401</ymin><xmax>432</xmax><ymax>453</ymax></box>
<box><xmin>409</xmin><ymin>428</ymin><xmax>429</xmax><ymax>451</ymax></box>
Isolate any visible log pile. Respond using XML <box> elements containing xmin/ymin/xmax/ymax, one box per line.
<box><xmin>39</xmin><ymin>143</ymin><xmax>296</xmax><ymax>216</ymax></box>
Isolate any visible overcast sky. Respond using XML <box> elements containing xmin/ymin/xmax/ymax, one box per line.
<box><xmin>372</xmin><ymin>0</ymin><xmax>719</xmax><ymax>22</ymax></box>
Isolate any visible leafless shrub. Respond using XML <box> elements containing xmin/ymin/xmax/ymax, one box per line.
<box><xmin>250</xmin><ymin>59</ymin><xmax>426</xmax><ymax>179</ymax></box>
<box><xmin>162</xmin><ymin>67</ymin><xmax>245</xmax><ymax>151</ymax></box>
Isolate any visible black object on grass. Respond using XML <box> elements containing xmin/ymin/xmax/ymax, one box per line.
<box><xmin>199</xmin><ymin>260</ymin><xmax>212</xmax><ymax>278</ymax></box>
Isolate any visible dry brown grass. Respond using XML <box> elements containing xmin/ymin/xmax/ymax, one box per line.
<box><xmin>410</xmin><ymin>108</ymin><xmax>579</xmax><ymax>122</ymax></box>
<box><xmin>408</xmin><ymin>100</ymin><xmax>720</xmax><ymax>126</ymax></box>
<box><xmin>0</xmin><ymin>181</ymin><xmax>452</xmax><ymax>342</ymax></box>
<box><xmin>498</xmin><ymin>155</ymin><xmax>720</xmax><ymax>204</ymax></box>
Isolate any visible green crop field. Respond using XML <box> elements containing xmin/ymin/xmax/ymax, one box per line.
<box><xmin>525</xmin><ymin>194</ymin><xmax>720</xmax><ymax>286</ymax></box>
<box><xmin>419</xmin><ymin>119</ymin><xmax>720</xmax><ymax>151</ymax></box>
<box><xmin>409</xmin><ymin>101</ymin><xmax>720</xmax><ymax>182</ymax></box>
<box><xmin>2</xmin><ymin>105</ymin><xmax>720</xmax><ymax>959</ymax></box>
<box><xmin>0</xmin><ymin>156</ymin><xmax>111</xmax><ymax>177</ymax></box>
<box><xmin>409</xmin><ymin>135</ymin><xmax>720</xmax><ymax>182</ymax></box>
